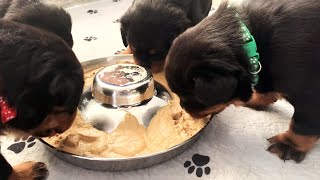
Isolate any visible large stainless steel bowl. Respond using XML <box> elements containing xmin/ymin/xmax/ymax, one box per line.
<box><xmin>40</xmin><ymin>55</ymin><xmax>208</xmax><ymax>171</ymax></box>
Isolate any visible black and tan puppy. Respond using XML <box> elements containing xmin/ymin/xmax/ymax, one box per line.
<box><xmin>0</xmin><ymin>20</ymin><xmax>84</xmax><ymax>180</ymax></box>
<box><xmin>120</xmin><ymin>0</ymin><xmax>212</xmax><ymax>72</ymax></box>
<box><xmin>165</xmin><ymin>0</ymin><xmax>320</xmax><ymax>163</ymax></box>
<box><xmin>0</xmin><ymin>0</ymin><xmax>73</xmax><ymax>47</ymax></box>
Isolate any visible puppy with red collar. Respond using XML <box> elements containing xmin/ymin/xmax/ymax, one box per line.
<box><xmin>165</xmin><ymin>0</ymin><xmax>320</xmax><ymax>163</ymax></box>
<box><xmin>0</xmin><ymin>19</ymin><xmax>84</xmax><ymax>180</ymax></box>
<box><xmin>0</xmin><ymin>0</ymin><xmax>74</xmax><ymax>47</ymax></box>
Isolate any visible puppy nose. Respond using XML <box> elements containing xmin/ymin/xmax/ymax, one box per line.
<box><xmin>47</xmin><ymin>130</ymin><xmax>58</xmax><ymax>137</ymax></box>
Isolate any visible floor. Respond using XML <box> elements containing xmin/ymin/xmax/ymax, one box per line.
<box><xmin>1</xmin><ymin>0</ymin><xmax>320</xmax><ymax>180</ymax></box>
<box><xmin>45</xmin><ymin>0</ymin><xmax>102</xmax><ymax>7</ymax></box>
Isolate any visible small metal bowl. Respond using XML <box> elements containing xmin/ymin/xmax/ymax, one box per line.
<box><xmin>92</xmin><ymin>64</ymin><xmax>155</xmax><ymax>107</ymax></box>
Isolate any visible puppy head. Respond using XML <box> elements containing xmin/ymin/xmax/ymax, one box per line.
<box><xmin>4</xmin><ymin>1</ymin><xmax>74</xmax><ymax>47</ymax></box>
<box><xmin>120</xmin><ymin>1</ymin><xmax>191</xmax><ymax>72</ymax></box>
<box><xmin>0</xmin><ymin>21</ymin><xmax>83</xmax><ymax>137</ymax></box>
<box><xmin>165</xmin><ymin>4</ymin><xmax>253</xmax><ymax>118</ymax></box>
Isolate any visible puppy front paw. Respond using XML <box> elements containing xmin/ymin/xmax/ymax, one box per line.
<box><xmin>114</xmin><ymin>46</ymin><xmax>132</xmax><ymax>55</ymax></box>
<box><xmin>114</xmin><ymin>49</ymin><xmax>126</xmax><ymax>55</ymax></box>
<box><xmin>267</xmin><ymin>136</ymin><xmax>306</xmax><ymax>163</ymax></box>
<box><xmin>9</xmin><ymin>161</ymin><xmax>48</xmax><ymax>180</ymax></box>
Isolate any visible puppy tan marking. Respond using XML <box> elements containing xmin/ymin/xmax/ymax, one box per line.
<box><xmin>9</xmin><ymin>162</ymin><xmax>48</xmax><ymax>180</ymax></box>
<box><xmin>245</xmin><ymin>91</ymin><xmax>284</xmax><ymax>109</ymax></box>
<box><xmin>267</xmin><ymin>122</ymin><xmax>319</xmax><ymax>162</ymax></box>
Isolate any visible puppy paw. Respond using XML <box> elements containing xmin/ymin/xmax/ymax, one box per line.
<box><xmin>267</xmin><ymin>135</ymin><xmax>306</xmax><ymax>163</ymax></box>
<box><xmin>114</xmin><ymin>46</ymin><xmax>132</xmax><ymax>55</ymax></box>
<box><xmin>9</xmin><ymin>161</ymin><xmax>48</xmax><ymax>180</ymax></box>
<box><xmin>114</xmin><ymin>49</ymin><xmax>126</xmax><ymax>55</ymax></box>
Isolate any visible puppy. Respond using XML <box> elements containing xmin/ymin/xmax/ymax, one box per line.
<box><xmin>0</xmin><ymin>0</ymin><xmax>73</xmax><ymax>47</ymax></box>
<box><xmin>0</xmin><ymin>20</ymin><xmax>84</xmax><ymax>180</ymax></box>
<box><xmin>120</xmin><ymin>0</ymin><xmax>212</xmax><ymax>72</ymax></box>
<box><xmin>165</xmin><ymin>0</ymin><xmax>320</xmax><ymax>163</ymax></box>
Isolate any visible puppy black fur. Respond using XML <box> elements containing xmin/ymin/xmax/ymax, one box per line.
<box><xmin>0</xmin><ymin>0</ymin><xmax>74</xmax><ymax>47</ymax></box>
<box><xmin>120</xmin><ymin>0</ymin><xmax>212</xmax><ymax>69</ymax></box>
<box><xmin>166</xmin><ymin>0</ymin><xmax>320</xmax><ymax>161</ymax></box>
<box><xmin>0</xmin><ymin>20</ymin><xmax>84</xmax><ymax>179</ymax></box>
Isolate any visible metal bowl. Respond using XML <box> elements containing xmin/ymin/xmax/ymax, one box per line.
<box><xmin>40</xmin><ymin>55</ymin><xmax>208</xmax><ymax>171</ymax></box>
<box><xmin>92</xmin><ymin>64</ymin><xmax>155</xmax><ymax>107</ymax></box>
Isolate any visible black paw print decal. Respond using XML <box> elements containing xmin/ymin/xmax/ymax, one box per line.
<box><xmin>184</xmin><ymin>154</ymin><xmax>211</xmax><ymax>177</ymax></box>
<box><xmin>7</xmin><ymin>136</ymin><xmax>36</xmax><ymax>154</ymax></box>
<box><xmin>87</xmin><ymin>10</ymin><xmax>98</xmax><ymax>14</ymax></box>
<box><xmin>84</xmin><ymin>36</ymin><xmax>97</xmax><ymax>42</ymax></box>
<box><xmin>112</xmin><ymin>19</ymin><xmax>120</xmax><ymax>23</ymax></box>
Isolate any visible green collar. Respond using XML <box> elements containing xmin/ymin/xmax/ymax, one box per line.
<box><xmin>239</xmin><ymin>20</ymin><xmax>261</xmax><ymax>87</ymax></box>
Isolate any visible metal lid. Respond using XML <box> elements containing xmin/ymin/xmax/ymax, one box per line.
<box><xmin>92</xmin><ymin>64</ymin><xmax>155</xmax><ymax>107</ymax></box>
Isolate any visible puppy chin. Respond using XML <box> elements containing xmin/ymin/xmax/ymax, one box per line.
<box><xmin>151</xmin><ymin>61</ymin><xmax>165</xmax><ymax>73</ymax></box>
<box><xmin>29</xmin><ymin>131</ymin><xmax>53</xmax><ymax>138</ymax></box>
<box><xmin>120</xmin><ymin>46</ymin><xmax>133</xmax><ymax>54</ymax></box>
<box><xmin>186</xmin><ymin>103</ymin><xmax>231</xmax><ymax>119</ymax></box>
<box><xmin>187</xmin><ymin>111</ymin><xmax>211</xmax><ymax>119</ymax></box>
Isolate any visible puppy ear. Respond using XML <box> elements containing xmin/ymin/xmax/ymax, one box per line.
<box><xmin>193</xmin><ymin>73</ymin><xmax>238</xmax><ymax>106</ymax></box>
<box><xmin>120</xmin><ymin>16</ymin><xmax>129</xmax><ymax>47</ymax></box>
<box><xmin>189</xmin><ymin>59</ymin><xmax>253</xmax><ymax>106</ymax></box>
<box><xmin>172</xmin><ymin>18</ymin><xmax>192</xmax><ymax>42</ymax></box>
<box><xmin>49</xmin><ymin>73</ymin><xmax>84</xmax><ymax>112</ymax></box>
<box><xmin>10</xmin><ymin>88</ymin><xmax>50</xmax><ymax>130</ymax></box>
<box><xmin>189</xmin><ymin>0</ymin><xmax>212</xmax><ymax>25</ymax></box>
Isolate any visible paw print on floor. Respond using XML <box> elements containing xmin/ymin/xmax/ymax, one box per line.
<box><xmin>84</xmin><ymin>36</ymin><xmax>98</xmax><ymax>42</ymax></box>
<box><xmin>184</xmin><ymin>154</ymin><xmax>211</xmax><ymax>177</ymax></box>
<box><xmin>112</xmin><ymin>18</ymin><xmax>120</xmax><ymax>23</ymax></box>
<box><xmin>7</xmin><ymin>136</ymin><xmax>36</xmax><ymax>154</ymax></box>
<box><xmin>87</xmin><ymin>10</ymin><xmax>98</xmax><ymax>14</ymax></box>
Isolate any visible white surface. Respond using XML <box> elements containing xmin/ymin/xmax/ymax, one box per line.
<box><xmin>2</xmin><ymin>100</ymin><xmax>320</xmax><ymax>180</ymax></box>
<box><xmin>1</xmin><ymin>0</ymin><xmax>320</xmax><ymax>179</ymax></box>
<box><xmin>66</xmin><ymin>0</ymin><xmax>129</xmax><ymax>62</ymax></box>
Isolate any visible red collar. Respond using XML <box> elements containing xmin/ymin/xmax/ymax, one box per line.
<box><xmin>0</xmin><ymin>97</ymin><xmax>16</xmax><ymax>124</ymax></box>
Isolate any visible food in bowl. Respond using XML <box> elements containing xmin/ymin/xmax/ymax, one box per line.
<box><xmin>43</xmin><ymin>101</ymin><xmax>208</xmax><ymax>158</ymax></box>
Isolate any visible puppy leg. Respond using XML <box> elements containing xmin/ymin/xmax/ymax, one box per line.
<box><xmin>245</xmin><ymin>91</ymin><xmax>283</xmax><ymax>110</ymax></box>
<box><xmin>267</xmin><ymin>121</ymin><xmax>319</xmax><ymax>163</ymax></box>
<box><xmin>9</xmin><ymin>161</ymin><xmax>48</xmax><ymax>180</ymax></box>
<box><xmin>0</xmin><ymin>153</ymin><xmax>13</xmax><ymax>180</ymax></box>
<box><xmin>119</xmin><ymin>46</ymin><xmax>132</xmax><ymax>54</ymax></box>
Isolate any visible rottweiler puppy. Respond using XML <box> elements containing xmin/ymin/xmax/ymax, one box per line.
<box><xmin>165</xmin><ymin>0</ymin><xmax>320</xmax><ymax>163</ymax></box>
<box><xmin>120</xmin><ymin>0</ymin><xmax>212</xmax><ymax>72</ymax></box>
<box><xmin>0</xmin><ymin>0</ymin><xmax>73</xmax><ymax>47</ymax></box>
<box><xmin>0</xmin><ymin>19</ymin><xmax>83</xmax><ymax>180</ymax></box>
